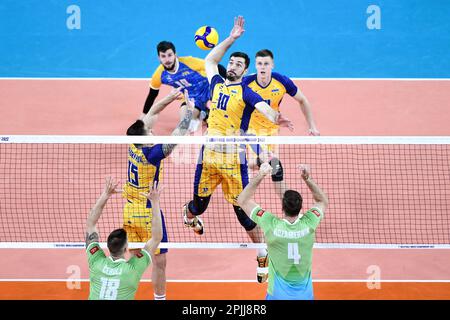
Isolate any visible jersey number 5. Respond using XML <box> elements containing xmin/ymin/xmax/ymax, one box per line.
<box><xmin>288</xmin><ymin>243</ymin><xmax>301</xmax><ymax>264</ymax></box>
<box><xmin>128</xmin><ymin>161</ymin><xmax>139</xmax><ymax>186</ymax></box>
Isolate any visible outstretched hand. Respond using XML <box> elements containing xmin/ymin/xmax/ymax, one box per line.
<box><xmin>230</xmin><ymin>16</ymin><xmax>245</xmax><ymax>40</ymax></box>
<box><xmin>184</xmin><ymin>89</ymin><xmax>196</xmax><ymax>111</ymax></box>
<box><xmin>141</xmin><ymin>181</ymin><xmax>165</xmax><ymax>202</ymax></box>
<box><xmin>298</xmin><ymin>164</ymin><xmax>311</xmax><ymax>181</ymax></box>
<box><xmin>167</xmin><ymin>87</ymin><xmax>183</xmax><ymax>101</ymax></box>
<box><xmin>276</xmin><ymin>113</ymin><xmax>294</xmax><ymax>131</ymax></box>
<box><xmin>259</xmin><ymin>162</ymin><xmax>273</xmax><ymax>177</ymax></box>
<box><xmin>103</xmin><ymin>176</ymin><xmax>122</xmax><ymax>197</ymax></box>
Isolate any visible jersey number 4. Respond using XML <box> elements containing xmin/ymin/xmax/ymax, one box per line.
<box><xmin>128</xmin><ymin>161</ymin><xmax>139</xmax><ymax>186</ymax></box>
<box><xmin>288</xmin><ymin>243</ymin><xmax>301</xmax><ymax>264</ymax></box>
<box><xmin>99</xmin><ymin>278</ymin><xmax>120</xmax><ymax>300</ymax></box>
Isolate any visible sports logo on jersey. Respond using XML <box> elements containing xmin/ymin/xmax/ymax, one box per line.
<box><xmin>256</xmin><ymin>209</ymin><xmax>265</xmax><ymax>217</ymax></box>
<box><xmin>271</xmin><ymin>88</ymin><xmax>280</xmax><ymax>93</ymax></box>
<box><xmin>89</xmin><ymin>245</ymin><xmax>100</xmax><ymax>255</ymax></box>
<box><xmin>182</xmin><ymin>71</ymin><xmax>190</xmax><ymax>76</ymax></box>
<box><xmin>230</xmin><ymin>89</ymin><xmax>238</xmax><ymax>94</ymax></box>
<box><xmin>136</xmin><ymin>252</ymin><xmax>144</xmax><ymax>258</ymax></box>
<box><xmin>311</xmin><ymin>209</ymin><xmax>321</xmax><ymax>218</ymax></box>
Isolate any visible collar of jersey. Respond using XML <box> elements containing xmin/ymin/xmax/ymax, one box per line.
<box><xmin>282</xmin><ymin>214</ymin><xmax>303</xmax><ymax>225</ymax></box>
<box><xmin>256</xmin><ymin>76</ymin><xmax>272</xmax><ymax>89</ymax></box>
<box><xmin>109</xmin><ymin>256</ymin><xmax>126</xmax><ymax>263</ymax></box>
<box><xmin>225</xmin><ymin>82</ymin><xmax>242</xmax><ymax>87</ymax></box>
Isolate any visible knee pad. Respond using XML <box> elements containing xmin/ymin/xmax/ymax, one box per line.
<box><xmin>188</xmin><ymin>195</ymin><xmax>211</xmax><ymax>216</ymax></box>
<box><xmin>233</xmin><ymin>206</ymin><xmax>257</xmax><ymax>231</ymax></box>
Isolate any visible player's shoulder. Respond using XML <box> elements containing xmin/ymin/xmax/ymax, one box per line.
<box><xmin>242</xmin><ymin>73</ymin><xmax>257</xmax><ymax>85</ymax></box>
<box><xmin>271</xmin><ymin>72</ymin><xmax>291</xmax><ymax>83</ymax></box>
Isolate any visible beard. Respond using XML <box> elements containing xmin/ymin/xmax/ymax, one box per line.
<box><xmin>226</xmin><ymin>71</ymin><xmax>240</xmax><ymax>81</ymax></box>
<box><xmin>163</xmin><ymin>61</ymin><xmax>176</xmax><ymax>71</ymax></box>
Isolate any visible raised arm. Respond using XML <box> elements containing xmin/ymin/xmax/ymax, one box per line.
<box><xmin>293</xmin><ymin>90</ymin><xmax>320</xmax><ymax>136</ymax></box>
<box><xmin>237</xmin><ymin>162</ymin><xmax>272</xmax><ymax>215</ymax></box>
<box><xmin>204</xmin><ymin>16</ymin><xmax>245</xmax><ymax>82</ymax></box>
<box><xmin>141</xmin><ymin>87</ymin><xmax>183</xmax><ymax>128</ymax></box>
<box><xmin>85</xmin><ymin>177</ymin><xmax>122</xmax><ymax>246</ymax></box>
<box><xmin>142</xmin><ymin>182</ymin><xmax>164</xmax><ymax>255</ymax></box>
<box><xmin>139</xmin><ymin>88</ymin><xmax>160</xmax><ymax>120</ymax></box>
<box><xmin>299</xmin><ymin>164</ymin><xmax>328</xmax><ymax>213</ymax></box>
<box><xmin>161</xmin><ymin>90</ymin><xmax>195</xmax><ymax>157</ymax></box>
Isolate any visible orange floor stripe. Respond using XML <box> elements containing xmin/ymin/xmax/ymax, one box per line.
<box><xmin>0</xmin><ymin>282</ymin><xmax>449</xmax><ymax>300</ymax></box>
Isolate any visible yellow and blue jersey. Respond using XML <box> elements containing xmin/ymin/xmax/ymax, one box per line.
<box><xmin>243</xmin><ymin>72</ymin><xmax>298</xmax><ymax>134</ymax></box>
<box><xmin>123</xmin><ymin>144</ymin><xmax>166</xmax><ymax>207</ymax></box>
<box><xmin>208</xmin><ymin>74</ymin><xmax>264</xmax><ymax>135</ymax></box>
<box><xmin>150</xmin><ymin>56</ymin><xmax>210</xmax><ymax>109</ymax></box>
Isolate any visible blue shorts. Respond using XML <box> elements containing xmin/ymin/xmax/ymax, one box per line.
<box><xmin>266</xmin><ymin>273</ymin><xmax>314</xmax><ymax>300</ymax></box>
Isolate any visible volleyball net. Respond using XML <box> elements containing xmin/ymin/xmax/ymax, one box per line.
<box><xmin>0</xmin><ymin>135</ymin><xmax>449</xmax><ymax>249</ymax></box>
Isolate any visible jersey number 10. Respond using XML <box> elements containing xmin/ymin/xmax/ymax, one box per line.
<box><xmin>217</xmin><ymin>93</ymin><xmax>230</xmax><ymax>111</ymax></box>
<box><xmin>288</xmin><ymin>243</ymin><xmax>301</xmax><ymax>265</ymax></box>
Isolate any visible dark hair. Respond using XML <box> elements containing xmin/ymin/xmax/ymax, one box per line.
<box><xmin>157</xmin><ymin>41</ymin><xmax>176</xmax><ymax>55</ymax></box>
<box><xmin>255</xmin><ymin>49</ymin><xmax>274</xmax><ymax>59</ymax></box>
<box><xmin>230</xmin><ymin>52</ymin><xmax>250</xmax><ymax>69</ymax></box>
<box><xmin>127</xmin><ymin>120</ymin><xmax>146</xmax><ymax>136</ymax></box>
<box><xmin>107</xmin><ymin>228</ymin><xmax>127</xmax><ymax>256</ymax></box>
<box><xmin>282</xmin><ymin>190</ymin><xmax>303</xmax><ymax>217</ymax></box>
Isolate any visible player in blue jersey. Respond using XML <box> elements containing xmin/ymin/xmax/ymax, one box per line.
<box><xmin>140</xmin><ymin>41</ymin><xmax>227</xmax><ymax>132</ymax></box>
<box><xmin>237</xmin><ymin>162</ymin><xmax>328</xmax><ymax>300</ymax></box>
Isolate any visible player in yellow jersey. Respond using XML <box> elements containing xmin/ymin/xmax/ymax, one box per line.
<box><xmin>182</xmin><ymin>16</ymin><xmax>293</xmax><ymax>283</ymax></box>
<box><xmin>140</xmin><ymin>41</ymin><xmax>227</xmax><ymax>132</ymax></box>
<box><xmin>123</xmin><ymin>88</ymin><xmax>194</xmax><ymax>300</ymax></box>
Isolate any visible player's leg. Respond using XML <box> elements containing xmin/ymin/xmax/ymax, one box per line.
<box><xmin>222</xmin><ymin>150</ymin><xmax>269</xmax><ymax>283</ymax></box>
<box><xmin>183</xmin><ymin>146</ymin><xmax>219</xmax><ymax>234</ymax></box>
<box><xmin>151</xmin><ymin>211</ymin><xmax>169</xmax><ymax>300</ymax></box>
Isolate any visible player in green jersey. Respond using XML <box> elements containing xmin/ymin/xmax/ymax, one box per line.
<box><xmin>85</xmin><ymin>177</ymin><xmax>164</xmax><ymax>300</ymax></box>
<box><xmin>237</xmin><ymin>162</ymin><xmax>328</xmax><ymax>300</ymax></box>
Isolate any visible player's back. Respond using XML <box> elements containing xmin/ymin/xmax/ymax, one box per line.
<box><xmin>207</xmin><ymin>75</ymin><xmax>263</xmax><ymax>136</ymax></box>
<box><xmin>123</xmin><ymin>144</ymin><xmax>165</xmax><ymax>204</ymax></box>
<box><xmin>87</xmin><ymin>243</ymin><xmax>151</xmax><ymax>300</ymax></box>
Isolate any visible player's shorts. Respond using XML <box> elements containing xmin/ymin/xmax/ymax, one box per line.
<box><xmin>123</xmin><ymin>200</ymin><xmax>168</xmax><ymax>254</ymax></box>
<box><xmin>193</xmin><ymin>145</ymin><xmax>249</xmax><ymax>206</ymax></box>
<box><xmin>266</xmin><ymin>272</ymin><xmax>314</xmax><ymax>300</ymax></box>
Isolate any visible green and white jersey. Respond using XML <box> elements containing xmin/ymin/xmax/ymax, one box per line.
<box><xmin>251</xmin><ymin>206</ymin><xmax>323</xmax><ymax>285</ymax></box>
<box><xmin>86</xmin><ymin>242</ymin><xmax>151</xmax><ymax>300</ymax></box>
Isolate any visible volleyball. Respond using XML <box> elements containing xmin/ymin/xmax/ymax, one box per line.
<box><xmin>194</xmin><ymin>26</ymin><xmax>219</xmax><ymax>50</ymax></box>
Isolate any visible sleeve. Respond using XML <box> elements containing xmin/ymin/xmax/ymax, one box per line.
<box><xmin>86</xmin><ymin>242</ymin><xmax>106</xmax><ymax>267</ymax></box>
<box><xmin>242</xmin><ymin>85</ymin><xmax>264</xmax><ymax>107</ymax></box>
<box><xmin>128</xmin><ymin>249</ymin><xmax>152</xmax><ymax>275</ymax></box>
<box><xmin>180</xmin><ymin>56</ymin><xmax>206</xmax><ymax>73</ymax></box>
<box><xmin>142</xmin><ymin>144</ymin><xmax>166</xmax><ymax>165</ymax></box>
<box><xmin>149</xmin><ymin>65</ymin><xmax>164</xmax><ymax>89</ymax></box>
<box><xmin>272</xmin><ymin>72</ymin><xmax>298</xmax><ymax>97</ymax></box>
<box><xmin>209</xmin><ymin>74</ymin><xmax>225</xmax><ymax>96</ymax></box>
<box><xmin>301</xmin><ymin>207</ymin><xmax>324</xmax><ymax>231</ymax></box>
<box><xmin>250</xmin><ymin>205</ymin><xmax>276</xmax><ymax>231</ymax></box>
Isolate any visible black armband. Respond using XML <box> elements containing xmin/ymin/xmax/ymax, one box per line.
<box><xmin>142</xmin><ymin>88</ymin><xmax>159</xmax><ymax>114</ymax></box>
<box><xmin>218</xmin><ymin>64</ymin><xmax>227</xmax><ymax>78</ymax></box>
<box><xmin>269</xmin><ymin>157</ymin><xmax>284</xmax><ymax>182</ymax></box>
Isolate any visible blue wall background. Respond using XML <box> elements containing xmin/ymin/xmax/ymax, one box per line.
<box><xmin>1</xmin><ymin>0</ymin><xmax>449</xmax><ymax>78</ymax></box>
